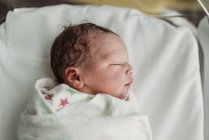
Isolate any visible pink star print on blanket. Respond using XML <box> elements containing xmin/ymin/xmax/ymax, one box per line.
<box><xmin>60</xmin><ymin>98</ymin><xmax>69</xmax><ymax>107</ymax></box>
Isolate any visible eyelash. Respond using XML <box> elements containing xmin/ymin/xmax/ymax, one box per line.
<box><xmin>111</xmin><ymin>64</ymin><xmax>122</xmax><ymax>66</ymax></box>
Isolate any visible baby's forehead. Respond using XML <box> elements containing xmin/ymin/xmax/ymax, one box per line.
<box><xmin>90</xmin><ymin>34</ymin><xmax>119</xmax><ymax>54</ymax></box>
<box><xmin>88</xmin><ymin>34</ymin><xmax>128</xmax><ymax>59</ymax></box>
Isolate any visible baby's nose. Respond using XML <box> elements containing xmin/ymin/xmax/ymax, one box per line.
<box><xmin>126</xmin><ymin>64</ymin><xmax>133</xmax><ymax>76</ymax></box>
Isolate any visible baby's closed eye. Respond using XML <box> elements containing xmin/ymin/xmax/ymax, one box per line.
<box><xmin>111</xmin><ymin>64</ymin><xmax>122</xmax><ymax>66</ymax></box>
<box><xmin>109</xmin><ymin>63</ymin><xmax>127</xmax><ymax>68</ymax></box>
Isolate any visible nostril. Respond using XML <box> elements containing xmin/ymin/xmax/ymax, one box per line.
<box><xmin>125</xmin><ymin>63</ymin><xmax>133</xmax><ymax>75</ymax></box>
<box><xmin>126</xmin><ymin>69</ymin><xmax>133</xmax><ymax>76</ymax></box>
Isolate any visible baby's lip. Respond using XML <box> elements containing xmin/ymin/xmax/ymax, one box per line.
<box><xmin>125</xmin><ymin>80</ymin><xmax>133</xmax><ymax>86</ymax></box>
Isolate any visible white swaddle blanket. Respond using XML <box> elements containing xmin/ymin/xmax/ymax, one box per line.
<box><xmin>18</xmin><ymin>78</ymin><xmax>152</xmax><ymax>140</ymax></box>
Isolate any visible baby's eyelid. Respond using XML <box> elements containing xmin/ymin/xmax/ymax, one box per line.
<box><xmin>112</xmin><ymin>63</ymin><xmax>122</xmax><ymax>65</ymax></box>
<box><xmin>111</xmin><ymin>63</ymin><xmax>128</xmax><ymax>66</ymax></box>
<box><xmin>110</xmin><ymin>62</ymin><xmax>129</xmax><ymax>66</ymax></box>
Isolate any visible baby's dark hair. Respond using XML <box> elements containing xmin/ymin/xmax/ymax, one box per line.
<box><xmin>51</xmin><ymin>23</ymin><xmax>118</xmax><ymax>83</ymax></box>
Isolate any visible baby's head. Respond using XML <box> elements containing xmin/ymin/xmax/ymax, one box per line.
<box><xmin>51</xmin><ymin>23</ymin><xmax>133</xmax><ymax>99</ymax></box>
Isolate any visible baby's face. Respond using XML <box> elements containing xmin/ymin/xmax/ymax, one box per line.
<box><xmin>80</xmin><ymin>34</ymin><xmax>133</xmax><ymax>99</ymax></box>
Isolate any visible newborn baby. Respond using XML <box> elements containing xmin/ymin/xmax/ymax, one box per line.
<box><xmin>43</xmin><ymin>22</ymin><xmax>135</xmax><ymax>112</ymax></box>
<box><xmin>18</xmin><ymin>23</ymin><xmax>152</xmax><ymax>140</ymax></box>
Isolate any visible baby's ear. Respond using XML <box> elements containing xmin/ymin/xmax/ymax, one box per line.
<box><xmin>65</xmin><ymin>67</ymin><xmax>84</xmax><ymax>89</ymax></box>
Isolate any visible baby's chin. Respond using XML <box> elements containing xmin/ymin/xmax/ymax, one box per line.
<box><xmin>120</xmin><ymin>91</ymin><xmax>129</xmax><ymax>99</ymax></box>
<box><xmin>117</xmin><ymin>87</ymin><xmax>130</xmax><ymax>99</ymax></box>
<box><xmin>103</xmin><ymin>90</ymin><xmax>129</xmax><ymax>100</ymax></box>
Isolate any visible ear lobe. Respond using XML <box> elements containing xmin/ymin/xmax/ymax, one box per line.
<box><xmin>73</xmin><ymin>80</ymin><xmax>84</xmax><ymax>89</ymax></box>
<box><xmin>65</xmin><ymin>67</ymin><xmax>84</xmax><ymax>89</ymax></box>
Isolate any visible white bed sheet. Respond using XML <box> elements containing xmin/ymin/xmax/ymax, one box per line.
<box><xmin>198</xmin><ymin>16</ymin><xmax>209</xmax><ymax>140</ymax></box>
<box><xmin>0</xmin><ymin>4</ymin><xmax>203</xmax><ymax>140</ymax></box>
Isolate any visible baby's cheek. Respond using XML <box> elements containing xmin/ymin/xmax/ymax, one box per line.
<box><xmin>111</xmin><ymin>70</ymin><xmax>125</xmax><ymax>82</ymax></box>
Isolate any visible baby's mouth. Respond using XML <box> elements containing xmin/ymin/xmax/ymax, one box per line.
<box><xmin>125</xmin><ymin>80</ymin><xmax>133</xmax><ymax>86</ymax></box>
